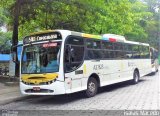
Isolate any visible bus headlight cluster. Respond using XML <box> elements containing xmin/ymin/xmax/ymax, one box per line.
<box><xmin>22</xmin><ymin>81</ymin><xmax>34</xmax><ymax>85</ymax></box>
<box><xmin>22</xmin><ymin>79</ymin><xmax>57</xmax><ymax>85</ymax></box>
<box><xmin>42</xmin><ymin>79</ymin><xmax>57</xmax><ymax>85</ymax></box>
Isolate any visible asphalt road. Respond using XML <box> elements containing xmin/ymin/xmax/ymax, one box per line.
<box><xmin>0</xmin><ymin>72</ymin><xmax>159</xmax><ymax>115</ymax></box>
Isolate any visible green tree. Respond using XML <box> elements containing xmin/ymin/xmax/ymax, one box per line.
<box><xmin>143</xmin><ymin>0</ymin><xmax>160</xmax><ymax>48</ymax></box>
<box><xmin>1</xmin><ymin>0</ymin><xmax>160</xmax><ymax>76</ymax></box>
<box><xmin>0</xmin><ymin>31</ymin><xmax>12</xmax><ymax>54</ymax></box>
<box><xmin>125</xmin><ymin>0</ymin><xmax>153</xmax><ymax>42</ymax></box>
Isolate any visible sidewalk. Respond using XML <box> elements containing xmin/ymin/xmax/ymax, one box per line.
<box><xmin>0</xmin><ymin>76</ymin><xmax>25</xmax><ymax>105</ymax></box>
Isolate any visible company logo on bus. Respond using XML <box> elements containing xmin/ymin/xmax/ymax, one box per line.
<box><xmin>23</xmin><ymin>32</ymin><xmax>62</xmax><ymax>44</ymax></box>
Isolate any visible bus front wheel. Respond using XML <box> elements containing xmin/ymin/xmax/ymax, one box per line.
<box><xmin>86</xmin><ymin>77</ymin><xmax>98</xmax><ymax>98</ymax></box>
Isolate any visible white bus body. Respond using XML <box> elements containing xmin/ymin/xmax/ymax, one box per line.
<box><xmin>20</xmin><ymin>30</ymin><xmax>151</xmax><ymax>97</ymax></box>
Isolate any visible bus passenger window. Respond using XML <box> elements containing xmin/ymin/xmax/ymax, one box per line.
<box><xmin>64</xmin><ymin>36</ymin><xmax>84</xmax><ymax>72</ymax></box>
<box><xmin>102</xmin><ymin>41</ymin><xmax>114</xmax><ymax>50</ymax></box>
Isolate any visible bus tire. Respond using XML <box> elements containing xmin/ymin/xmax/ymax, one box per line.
<box><xmin>86</xmin><ymin>77</ymin><xmax>98</xmax><ymax>98</ymax></box>
<box><xmin>132</xmin><ymin>70</ymin><xmax>139</xmax><ymax>84</ymax></box>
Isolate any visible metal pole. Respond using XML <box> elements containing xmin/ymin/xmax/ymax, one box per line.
<box><xmin>157</xmin><ymin>8</ymin><xmax>160</xmax><ymax>64</ymax></box>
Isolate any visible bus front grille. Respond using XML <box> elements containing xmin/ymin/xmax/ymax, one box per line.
<box><xmin>25</xmin><ymin>89</ymin><xmax>54</xmax><ymax>93</ymax></box>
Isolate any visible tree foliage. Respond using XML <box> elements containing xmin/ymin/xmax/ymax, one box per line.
<box><xmin>0</xmin><ymin>0</ymin><xmax>159</xmax><ymax>45</ymax></box>
<box><xmin>0</xmin><ymin>31</ymin><xmax>12</xmax><ymax>53</ymax></box>
<box><xmin>144</xmin><ymin>0</ymin><xmax>160</xmax><ymax>49</ymax></box>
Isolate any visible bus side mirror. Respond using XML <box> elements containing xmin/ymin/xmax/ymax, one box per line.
<box><xmin>70</xmin><ymin>47</ymin><xmax>75</xmax><ymax>59</ymax></box>
<box><xmin>65</xmin><ymin>45</ymin><xmax>71</xmax><ymax>63</ymax></box>
<box><xmin>67</xmin><ymin>45</ymin><xmax>75</xmax><ymax>63</ymax></box>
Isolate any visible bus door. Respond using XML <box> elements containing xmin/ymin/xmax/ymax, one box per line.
<box><xmin>111</xmin><ymin>43</ymin><xmax>124</xmax><ymax>80</ymax></box>
<box><xmin>64</xmin><ymin>36</ymin><xmax>85</xmax><ymax>92</ymax></box>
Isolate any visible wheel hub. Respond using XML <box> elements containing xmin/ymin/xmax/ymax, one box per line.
<box><xmin>88</xmin><ymin>82</ymin><xmax>96</xmax><ymax>93</ymax></box>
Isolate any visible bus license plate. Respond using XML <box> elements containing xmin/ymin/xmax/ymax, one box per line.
<box><xmin>33</xmin><ymin>87</ymin><xmax>40</xmax><ymax>91</ymax></box>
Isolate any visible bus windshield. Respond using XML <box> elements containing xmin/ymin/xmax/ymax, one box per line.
<box><xmin>21</xmin><ymin>42</ymin><xmax>61</xmax><ymax>74</ymax></box>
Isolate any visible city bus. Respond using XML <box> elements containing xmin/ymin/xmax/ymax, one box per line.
<box><xmin>150</xmin><ymin>47</ymin><xmax>159</xmax><ymax>74</ymax></box>
<box><xmin>20</xmin><ymin>30</ymin><xmax>151</xmax><ymax>97</ymax></box>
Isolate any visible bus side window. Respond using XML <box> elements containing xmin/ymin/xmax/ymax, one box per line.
<box><xmin>65</xmin><ymin>45</ymin><xmax>76</xmax><ymax>63</ymax></box>
<box><xmin>64</xmin><ymin>36</ymin><xmax>84</xmax><ymax>72</ymax></box>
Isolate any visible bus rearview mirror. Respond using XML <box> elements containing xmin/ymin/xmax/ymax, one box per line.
<box><xmin>67</xmin><ymin>45</ymin><xmax>75</xmax><ymax>63</ymax></box>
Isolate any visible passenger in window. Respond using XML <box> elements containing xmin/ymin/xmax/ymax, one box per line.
<box><xmin>41</xmin><ymin>52</ymin><xmax>59</xmax><ymax>73</ymax></box>
<box><xmin>65</xmin><ymin>48</ymin><xmax>69</xmax><ymax>63</ymax></box>
<box><xmin>70</xmin><ymin>47</ymin><xmax>75</xmax><ymax>62</ymax></box>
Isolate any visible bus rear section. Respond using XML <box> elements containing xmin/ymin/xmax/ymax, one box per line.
<box><xmin>150</xmin><ymin>47</ymin><xmax>159</xmax><ymax>74</ymax></box>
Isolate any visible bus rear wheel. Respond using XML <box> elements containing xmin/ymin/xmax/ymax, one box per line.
<box><xmin>132</xmin><ymin>71</ymin><xmax>139</xmax><ymax>84</ymax></box>
<box><xmin>86</xmin><ymin>78</ymin><xmax>98</xmax><ymax>98</ymax></box>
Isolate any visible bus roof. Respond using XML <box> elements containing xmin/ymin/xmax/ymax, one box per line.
<box><xmin>150</xmin><ymin>47</ymin><xmax>158</xmax><ymax>51</ymax></box>
<box><xmin>27</xmin><ymin>29</ymin><xmax>149</xmax><ymax>46</ymax></box>
<box><xmin>125</xmin><ymin>40</ymin><xmax>149</xmax><ymax>46</ymax></box>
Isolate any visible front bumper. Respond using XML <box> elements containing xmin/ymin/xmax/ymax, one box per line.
<box><xmin>20</xmin><ymin>81</ymin><xmax>65</xmax><ymax>95</ymax></box>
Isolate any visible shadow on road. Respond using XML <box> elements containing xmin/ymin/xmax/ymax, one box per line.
<box><xmin>99</xmin><ymin>79</ymin><xmax>145</xmax><ymax>93</ymax></box>
<box><xmin>25</xmin><ymin>79</ymin><xmax>146</xmax><ymax>105</ymax></box>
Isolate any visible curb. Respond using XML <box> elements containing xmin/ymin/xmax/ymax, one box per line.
<box><xmin>4</xmin><ymin>82</ymin><xmax>19</xmax><ymax>86</ymax></box>
<box><xmin>0</xmin><ymin>95</ymin><xmax>30</xmax><ymax>106</ymax></box>
<box><xmin>0</xmin><ymin>95</ymin><xmax>47</xmax><ymax>106</ymax></box>
<box><xmin>0</xmin><ymin>77</ymin><xmax>19</xmax><ymax>84</ymax></box>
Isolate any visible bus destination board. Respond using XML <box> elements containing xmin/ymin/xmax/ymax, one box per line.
<box><xmin>23</xmin><ymin>32</ymin><xmax>62</xmax><ymax>44</ymax></box>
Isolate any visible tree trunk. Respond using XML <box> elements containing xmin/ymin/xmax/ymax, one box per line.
<box><xmin>12</xmin><ymin>0</ymin><xmax>20</xmax><ymax>77</ymax></box>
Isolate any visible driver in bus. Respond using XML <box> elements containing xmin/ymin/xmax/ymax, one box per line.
<box><xmin>40</xmin><ymin>50</ymin><xmax>59</xmax><ymax>73</ymax></box>
<box><xmin>26</xmin><ymin>60</ymin><xmax>37</xmax><ymax>73</ymax></box>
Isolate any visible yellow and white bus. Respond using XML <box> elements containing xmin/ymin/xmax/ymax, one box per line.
<box><xmin>20</xmin><ymin>30</ymin><xmax>151</xmax><ymax>97</ymax></box>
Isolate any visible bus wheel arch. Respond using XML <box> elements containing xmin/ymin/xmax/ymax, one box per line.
<box><xmin>85</xmin><ymin>73</ymin><xmax>100</xmax><ymax>98</ymax></box>
<box><xmin>89</xmin><ymin>73</ymin><xmax>100</xmax><ymax>87</ymax></box>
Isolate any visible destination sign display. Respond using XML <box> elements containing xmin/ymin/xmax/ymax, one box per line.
<box><xmin>23</xmin><ymin>32</ymin><xmax>62</xmax><ymax>44</ymax></box>
<box><xmin>43</xmin><ymin>43</ymin><xmax>58</xmax><ymax>48</ymax></box>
